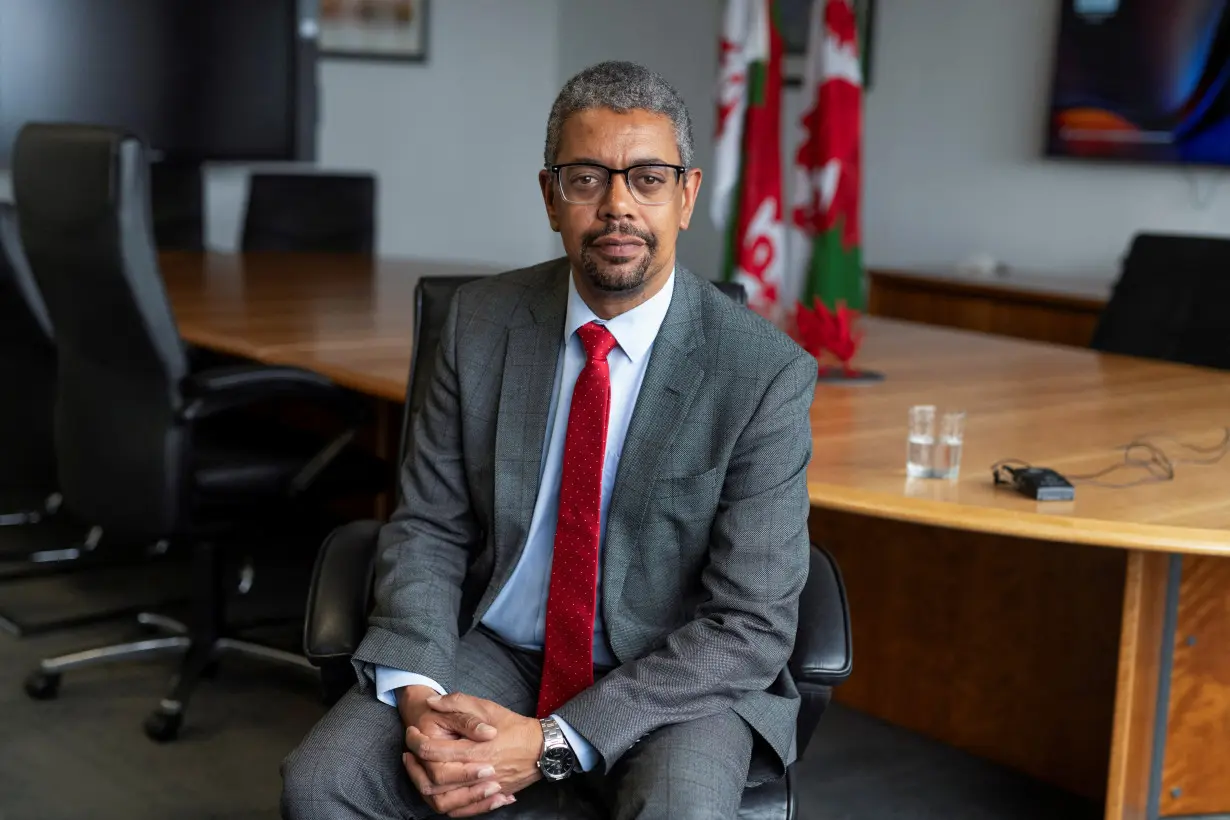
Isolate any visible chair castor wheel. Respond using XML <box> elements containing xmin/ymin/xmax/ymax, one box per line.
<box><xmin>24</xmin><ymin>669</ymin><xmax>61</xmax><ymax>700</ymax></box>
<box><xmin>143</xmin><ymin>708</ymin><xmax>183</xmax><ymax>743</ymax></box>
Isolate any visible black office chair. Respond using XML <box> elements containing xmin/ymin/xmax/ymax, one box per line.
<box><xmin>303</xmin><ymin>276</ymin><xmax>852</xmax><ymax>819</ymax></box>
<box><xmin>1092</xmin><ymin>232</ymin><xmax>1230</xmax><ymax>369</ymax></box>
<box><xmin>12</xmin><ymin>122</ymin><xmax>386</xmax><ymax>741</ymax></box>
<box><xmin>0</xmin><ymin>202</ymin><xmax>142</xmax><ymax>632</ymax></box>
<box><xmin>241</xmin><ymin>172</ymin><xmax>376</xmax><ymax>253</ymax></box>
<box><xmin>0</xmin><ymin>202</ymin><xmax>58</xmax><ymax>523</ymax></box>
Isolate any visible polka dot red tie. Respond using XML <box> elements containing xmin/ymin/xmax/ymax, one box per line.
<box><xmin>536</xmin><ymin>321</ymin><xmax>618</xmax><ymax>718</ymax></box>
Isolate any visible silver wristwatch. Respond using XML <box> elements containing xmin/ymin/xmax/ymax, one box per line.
<box><xmin>537</xmin><ymin>716</ymin><xmax>579</xmax><ymax>781</ymax></box>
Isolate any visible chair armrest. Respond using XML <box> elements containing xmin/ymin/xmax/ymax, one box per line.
<box><xmin>304</xmin><ymin>519</ymin><xmax>382</xmax><ymax>665</ymax></box>
<box><xmin>788</xmin><ymin>544</ymin><xmax>853</xmax><ymax>687</ymax></box>
<box><xmin>179</xmin><ymin>364</ymin><xmax>366</xmax><ymax>423</ymax></box>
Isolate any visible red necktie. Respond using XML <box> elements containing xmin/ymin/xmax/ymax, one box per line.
<box><xmin>537</xmin><ymin>321</ymin><xmax>618</xmax><ymax>718</ymax></box>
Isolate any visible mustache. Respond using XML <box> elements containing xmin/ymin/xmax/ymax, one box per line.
<box><xmin>580</xmin><ymin>222</ymin><xmax>658</xmax><ymax>250</ymax></box>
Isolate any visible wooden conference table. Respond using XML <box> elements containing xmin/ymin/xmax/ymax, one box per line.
<box><xmin>163</xmin><ymin>253</ymin><xmax>1230</xmax><ymax>820</ymax></box>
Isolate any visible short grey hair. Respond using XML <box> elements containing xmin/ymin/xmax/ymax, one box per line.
<box><xmin>544</xmin><ymin>61</ymin><xmax>695</xmax><ymax>169</ymax></box>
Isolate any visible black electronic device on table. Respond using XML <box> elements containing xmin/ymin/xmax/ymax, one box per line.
<box><xmin>993</xmin><ymin>465</ymin><xmax>1076</xmax><ymax>502</ymax></box>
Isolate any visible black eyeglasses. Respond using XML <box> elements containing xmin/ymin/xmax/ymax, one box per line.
<box><xmin>550</xmin><ymin>162</ymin><xmax>687</xmax><ymax>206</ymax></box>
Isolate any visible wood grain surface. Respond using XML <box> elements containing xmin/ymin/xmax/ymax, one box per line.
<box><xmin>1159</xmin><ymin>555</ymin><xmax>1230</xmax><ymax>817</ymax></box>
<box><xmin>806</xmin><ymin>320</ymin><xmax>1230</xmax><ymax>553</ymax></box>
<box><xmin>811</xmin><ymin>508</ymin><xmax>1126</xmax><ymax>801</ymax></box>
<box><xmin>161</xmin><ymin>252</ymin><xmax>498</xmax><ymax>400</ymax></box>
<box><xmin>1105</xmin><ymin>551</ymin><xmax>1170</xmax><ymax>820</ymax></box>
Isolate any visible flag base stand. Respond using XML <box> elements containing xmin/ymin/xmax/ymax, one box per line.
<box><xmin>816</xmin><ymin>366</ymin><xmax>885</xmax><ymax>385</ymax></box>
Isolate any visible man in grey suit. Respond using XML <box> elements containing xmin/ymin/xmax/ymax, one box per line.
<box><xmin>282</xmin><ymin>61</ymin><xmax>817</xmax><ymax>819</ymax></box>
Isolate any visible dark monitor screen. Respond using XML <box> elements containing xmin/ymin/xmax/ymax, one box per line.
<box><xmin>1046</xmin><ymin>0</ymin><xmax>1230</xmax><ymax>166</ymax></box>
<box><xmin>0</xmin><ymin>0</ymin><xmax>315</xmax><ymax>164</ymax></box>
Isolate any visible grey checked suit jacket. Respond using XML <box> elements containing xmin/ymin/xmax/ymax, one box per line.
<box><xmin>352</xmin><ymin>257</ymin><xmax>817</xmax><ymax>784</ymax></box>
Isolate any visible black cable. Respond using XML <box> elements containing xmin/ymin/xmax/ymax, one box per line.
<box><xmin>989</xmin><ymin>426</ymin><xmax>1230</xmax><ymax>491</ymax></box>
<box><xmin>1128</xmin><ymin>427</ymin><xmax>1230</xmax><ymax>465</ymax></box>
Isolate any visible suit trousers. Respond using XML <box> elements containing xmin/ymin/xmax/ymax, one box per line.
<box><xmin>280</xmin><ymin>628</ymin><xmax>754</xmax><ymax>820</ymax></box>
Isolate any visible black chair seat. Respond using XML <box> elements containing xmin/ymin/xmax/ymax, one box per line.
<box><xmin>193</xmin><ymin>444</ymin><xmax>303</xmax><ymax>498</ymax></box>
<box><xmin>194</xmin><ymin>424</ymin><xmax>385</xmax><ymax>501</ymax></box>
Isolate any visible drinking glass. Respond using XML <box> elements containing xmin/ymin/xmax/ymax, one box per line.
<box><xmin>932</xmin><ymin>410</ymin><xmax>967</xmax><ymax>480</ymax></box>
<box><xmin>906</xmin><ymin>405</ymin><xmax>936</xmax><ymax>478</ymax></box>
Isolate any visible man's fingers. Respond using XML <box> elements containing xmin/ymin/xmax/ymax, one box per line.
<box><xmin>404</xmin><ymin>754</ymin><xmax>503</xmax><ymax>811</ymax></box>
<box><xmin>402</xmin><ymin>753</ymin><xmax>441</xmax><ymax>798</ymax></box>
<box><xmin>427</xmin><ymin>692</ymin><xmax>488</xmax><ymax>717</ymax></box>
<box><xmin>435</xmin><ymin>709</ymin><xmax>497</xmax><ymax>741</ymax></box>
<box><xmin>423</xmin><ymin>693</ymin><xmax>498</xmax><ymax>740</ymax></box>
<box><xmin>406</xmin><ymin>726</ymin><xmax>491</xmax><ymax>763</ymax></box>
<box><xmin>420</xmin><ymin>760</ymin><xmax>499</xmax><ymax>793</ymax></box>
<box><xmin>447</xmin><ymin>791</ymin><xmax>516</xmax><ymax>817</ymax></box>
<box><xmin>426</xmin><ymin>777</ymin><xmax>506</xmax><ymax>815</ymax></box>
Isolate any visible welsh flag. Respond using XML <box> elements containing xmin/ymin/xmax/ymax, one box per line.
<box><xmin>713</xmin><ymin>0</ymin><xmax>785</xmax><ymax>320</ymax></box>
<box><xmin>787</xmin><ymin>0</ymin><xmax>864</xmax><ymax>311</ymax></box>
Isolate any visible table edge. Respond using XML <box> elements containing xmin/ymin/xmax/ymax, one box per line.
<box><xmin>808</xmin><ymin>482</ymin><xmax>1230</xmax><ymax>555</ymax></box>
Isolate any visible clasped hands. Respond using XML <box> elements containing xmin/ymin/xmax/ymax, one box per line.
<box><xmin>397</xmin><ymin>685</ymin><xmax>545</xmax><ymax>817</ymax></box>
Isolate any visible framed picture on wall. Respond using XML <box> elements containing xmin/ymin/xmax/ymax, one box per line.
<box><xmin>781</xmin><ymin>0</ymin><xmax>874</xmax><ymax>89</ymax></box>
<box><xmin>318</xmin><ymin>0</ymin><xmax>429</xmax><ymax>62</ymax></box>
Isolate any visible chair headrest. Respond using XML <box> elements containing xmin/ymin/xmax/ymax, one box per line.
<box><xmin>12</xmin><ymin>123</ymin><xmax>141</xmax><ymax>231</ymax></box>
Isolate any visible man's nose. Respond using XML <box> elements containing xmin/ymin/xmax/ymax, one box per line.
<box><xmin>598</xmin><ymin>172</ymin><xmax>637</xmax><ymax>221</ymax></box>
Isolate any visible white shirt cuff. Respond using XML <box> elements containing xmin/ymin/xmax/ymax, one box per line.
<box><xmin>553</xmin><ymin>715</ymin><xmax>600</xmax><ymax>772</ymax></box>
<box><xmin>374</xmin><ymin>666</ymin><xmax>447</xmax><ymax>706</ymax></box>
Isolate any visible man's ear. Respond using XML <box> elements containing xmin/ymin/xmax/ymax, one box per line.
<box><xmin>678</xmin><ymin>168</ymin><xmax>703</xmax><ymax>231</ymax></box>
<box><xmin>540</xmin><ymin>169</ymin><xmax>561</xmax><ymax>232</ymax></box>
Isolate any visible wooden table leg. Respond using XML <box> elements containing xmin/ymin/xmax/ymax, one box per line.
<box><xmin>1105</xmin><ymin>550</ymin><xmax>1172</xmax><ymax>820</ymax></box>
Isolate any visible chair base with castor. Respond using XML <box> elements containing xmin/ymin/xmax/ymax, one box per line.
<box><xmin>24</xmin><ymin>542</ymin><xmax>314</xmax><ymax>742</ymax></box>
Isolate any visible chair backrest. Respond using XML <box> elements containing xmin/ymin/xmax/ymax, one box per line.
<box><xmin>241</xmin><ymin>173</ymin><xmax>376</xmax><ymax>253</ymax></box>
<box><xmin>713</xmin><ymin>280</ymin><xmax>748</xmax><ymax>306</ymax></box>
<box><xmin>395</xmin><ymin>276</ymin><xmax>482</xmax><ymax>479</ymax></box>
<box><xmin>1092</xmin><ymin>233</ymin><xmax>1230</xmax><ymax>369</ymax></box>
<box><xmin>12</xmin><ymin>122</ymin><xmax>191</xmax><ymax>534</ymax></box>
<box><xmin>0</xmin><ymin>202</ymin><xmax>58</xmax><ymax>492</ymax></box>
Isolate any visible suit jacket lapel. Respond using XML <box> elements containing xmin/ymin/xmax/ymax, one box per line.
<box><xmin>487</xmin><ymin>262</ymin><xmax>569</xmax><ymax>602</ymax></box>
<box><xmin>603</xmin><ymin>267</ymin><xmax>706</xmax><ymax>651</ymax></box>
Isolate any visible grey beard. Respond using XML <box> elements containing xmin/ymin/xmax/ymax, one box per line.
<box><xmin>580</xmin><ymin>245</ymin><xmax>656</xmax><ymax>292</ymax></box>
<box><xmin>579</xmin><ymin>223</ymin><xmax>659</xmax><ymax>292</ymax></box>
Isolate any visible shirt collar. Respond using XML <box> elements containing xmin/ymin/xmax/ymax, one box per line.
<box><xmin>565</xmin><ymin>267</ymin><xmax>675</xmax><ymax>364</ymax></box>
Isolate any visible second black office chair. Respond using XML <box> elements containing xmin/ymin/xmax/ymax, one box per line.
<box><xmin>1093</xmin><ymin>232</ymin><xmax>1230</xmax><ymax>369</ymax></box>
<box><xmin>241</xmin><ymin>172</ymin><xmax>376</xmax><ymax>253</ymax></box>
<box><xmin>13</xmin><ymin>122</ymin><xmax>385</xmax><ymax>741</ymax></box>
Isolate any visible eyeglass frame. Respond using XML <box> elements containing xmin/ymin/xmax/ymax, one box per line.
<box><xmin>548</xmin><ymin>162</ymin><xmax>689</xmax><ymax>206</ymax></box>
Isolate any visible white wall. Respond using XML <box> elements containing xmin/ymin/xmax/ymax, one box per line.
<box><xmin>205</xmin><ymin>0</ymin><xmax>561</xmax><ymax>268</ymax></box>
<box><xmin>864</xmin><ymin>0</ymin><xmax>1230</xmax><ymax>277</ymax></box>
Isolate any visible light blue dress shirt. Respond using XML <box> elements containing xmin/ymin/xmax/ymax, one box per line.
<box><xmin>375</xmin><ymin>268</ymin><xmax>676</xmax><ymax>772</ymax></box>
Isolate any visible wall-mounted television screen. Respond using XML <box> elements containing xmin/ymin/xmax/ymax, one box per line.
<box><xmin>0</xmin><ymin>0</ymin><xmax>317</xmax><ymax>165</ymax></box>
<box><xmin>1046</xmin><ymin>0</ymin><xmax>1230</xmax><ymax>165</ymax></box>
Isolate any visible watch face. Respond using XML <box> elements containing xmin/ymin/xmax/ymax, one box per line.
<box><xmin>542</xmin><ymin>746</ymin><xmax>574</xmax><ymax>778</ymax></box>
